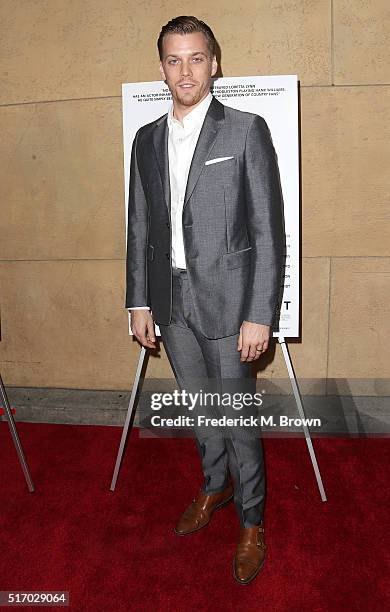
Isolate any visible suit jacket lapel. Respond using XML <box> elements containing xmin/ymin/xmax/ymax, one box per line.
<box><xmin>151</xmin><ymin>95</ymin><xmax>225</xmax><ymax>216</ymax></box>
<box><xmin>152</xmin><ymin>116</ymin><xmax>171</xmax><ymax>218</ymax></box>
<box><xmin>183</xmin><ymin>96</ymin><xmax>225</xmax><ymax>208</ymax></box>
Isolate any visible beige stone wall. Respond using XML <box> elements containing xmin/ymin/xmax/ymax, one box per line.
<box><xmin>0</xmin><ymin>1</ymin><xmax>389</xmax><ymax>392</ymax></box>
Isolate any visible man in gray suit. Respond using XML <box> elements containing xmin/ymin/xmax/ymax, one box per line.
<box><xmin>126</xmin><ymin>16</ymin><xmax>285</xmax><ymax>584</ymax></box>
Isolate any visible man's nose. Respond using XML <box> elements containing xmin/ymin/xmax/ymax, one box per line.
<box><xmin>180</xmin><ymin>60</ymin><xmax>192</xmax><ymax>77</ymax></box>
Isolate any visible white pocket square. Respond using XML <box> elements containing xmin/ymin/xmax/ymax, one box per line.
<box><xmin>205</xmin><ymin>156</ymin><xmax>234</xmax><ymax>166</ymax></box>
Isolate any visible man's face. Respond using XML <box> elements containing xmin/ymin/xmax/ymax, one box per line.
<box><xmin>159</xmin><ymin>32</ymin><xmax>218</xmax><ymax>110</ymax></box>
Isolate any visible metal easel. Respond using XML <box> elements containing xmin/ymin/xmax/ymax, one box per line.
<box><xmin>110</xmin><ymin>346</ymin><xmax>147</xmax><ymax>491</ymax></box>
<box><xmin>278</xmin><ymin>336</ymin><xmax>327</xmax><ymax>501</ymax></box>
<box><xmin>0</xmin><ymin>371</ymin><xmax>35</xmax><ymax>492</ymax></box>
<box><xmin>110</xmin><ymin>338</ymin><xmax>327</xmax><ymax>501</ymax></box>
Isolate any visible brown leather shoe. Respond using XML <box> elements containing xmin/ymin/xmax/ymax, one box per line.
<box><xmin>233</xmin><ymin>523</ymin><xmax>266</xmax><ymax>584</ymax></box>
<box><xmin>174</xmin><ymin>483</ymin><xmax>234</xmax><ymax>535</ymax></box>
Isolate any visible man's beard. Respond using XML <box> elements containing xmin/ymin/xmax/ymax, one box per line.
<box><xmin>174</xmin><ymin>85</ymin><xmax>202</xmax><ymax>107</ymax></box>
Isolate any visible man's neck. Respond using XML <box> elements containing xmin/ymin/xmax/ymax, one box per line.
<box><xmin>172</xmin><ymin>91</ymin><xmax>211</xmax><ymax>124</ymax></box>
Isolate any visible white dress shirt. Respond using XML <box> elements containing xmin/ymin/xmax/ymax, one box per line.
<box><xmin>167</xmin><ymin>91</ymin><xmax>212</xmax><ymax>269</ymax></box>
<box><xmin>129</xmin><ymin>92</ymin><xmax>213</xmax><ymax>311</ymax></box>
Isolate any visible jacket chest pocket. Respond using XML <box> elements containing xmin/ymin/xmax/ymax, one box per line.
<box><xmin>204</xmin><ymin>156</ymin><xmax>236</xmax><ymax>169</ymax></box>
<box><xmin>202</xmin><ymin>156</ymin><xmax>239</xmax><ymax>196</ymax></box>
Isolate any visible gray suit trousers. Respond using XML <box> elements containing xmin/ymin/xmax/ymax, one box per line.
<box><xmin>158</xmin><ymin>267</ymin><xmax>265</xmax><ymax>527</ymax></box>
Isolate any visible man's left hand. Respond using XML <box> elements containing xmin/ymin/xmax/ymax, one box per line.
<box><xmin>238</xmin><ymin>321</ymin><xmax>270</xmax><ymax>362</ymax></box>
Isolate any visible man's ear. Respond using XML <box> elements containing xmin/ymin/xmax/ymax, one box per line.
<box><xmin>211</xmin><ymin>55</ymin><xmax>218</xmax><ymax>77</ymax></box>
<box><xmin>159</xmin><ymin>61</ymin><xmax>166</xmax><ymax>81</ymax></box>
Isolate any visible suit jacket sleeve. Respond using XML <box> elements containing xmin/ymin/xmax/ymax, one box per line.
<box><xmin>125</xmin><ymin>129</ymin><xmax>150</xmax><ymax>309</ymax></box>
<box><xmin>242</xmin><ymin>115</ymin><xmax>285</xmax><ymax>326</ymax></box>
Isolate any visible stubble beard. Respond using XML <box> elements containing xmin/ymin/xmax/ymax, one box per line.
<box><xmin>172</xmin><ymin>77</ymin><xmax>212</xmax><ymax>108</ymax></box>
<box><xmin>174</xmin><ymin>86</ymin><xmax>202</xmax><ymax>108</ymax></box>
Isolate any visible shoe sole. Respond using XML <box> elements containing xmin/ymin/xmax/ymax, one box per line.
<box><xmin>173</xmin><ymin>492</ymin><xmax>234</xmax><ymax>536</ymax></box>
<box><xmin>232</xmin><ymin>555</ymin><xmax>266</xmax><ymax>585</ymax></box>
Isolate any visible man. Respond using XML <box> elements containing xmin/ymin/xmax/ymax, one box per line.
<box><xmin>126</xmin><ymin>16</ymin><xmax>285</xmax><ymax>585</ymax></box>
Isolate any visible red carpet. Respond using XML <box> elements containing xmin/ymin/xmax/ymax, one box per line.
<box><xmin>0</xmin><ymin>422</ymin><xmax>389</xmax><ymax>611</ymax></box>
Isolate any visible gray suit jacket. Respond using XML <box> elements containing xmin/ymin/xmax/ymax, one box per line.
<box><xmin>125</xmin><ymin>95</ymin><xmax>285</xmax><ymax>339</ymax></box>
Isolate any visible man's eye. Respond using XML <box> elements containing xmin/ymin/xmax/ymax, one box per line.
<box><xmin>192</xmin><ymin>57</ymin><xmax>203</xmax><ymax>62</ymax></box>
<box><xmin>168</xmin><ymin>59</ymin><xmax>179</xmax><ymax>65</ymax></box>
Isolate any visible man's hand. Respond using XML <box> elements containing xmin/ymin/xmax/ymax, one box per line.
<box><xmin>130</xmin><ymin>310</ymin><xmax>156</xmax><ymax>349</ymax></box>
<box><xmin>237</xmin><ymin>321</ymin><xmax>270</xmax><ymax>362</ymax></box>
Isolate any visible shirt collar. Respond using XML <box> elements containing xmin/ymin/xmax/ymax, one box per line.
<box><xmin>167</xmin><ymin>92</ymin><xmax>213</xmax><ymax>131</ymax></box>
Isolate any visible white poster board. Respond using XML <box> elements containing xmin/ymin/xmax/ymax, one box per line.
<box><xmin>123</xmin><ymin>75</ymin><xmax>299</xmax><ymax>338</ymax></box>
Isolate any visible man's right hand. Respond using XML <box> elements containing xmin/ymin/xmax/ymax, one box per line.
<box><xmin>130</xmin><ymin>310</ymin><xmax>156</xmax><ymax>349</ymax></box>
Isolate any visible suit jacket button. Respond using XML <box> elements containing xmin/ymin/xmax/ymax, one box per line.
<box><xmin>166</xmin><ymin>221</ymin><xmax>170</xmax><ymax>227</ymax></box>
<box><xmin>165</xmin><ymin>252</ymin><xmax>170</xmax><ymax>259</ymax></box>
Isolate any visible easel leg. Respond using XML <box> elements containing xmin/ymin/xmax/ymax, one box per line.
<box><xmin>0</xmin><ymin>371</ymin><xmax>35</xmax><ymax>492</ymax></box>
<box><xmin>110</xmin><ymin>346</ymin><xmax>147</xmax><ymax>491</ymax></box>
<box><xmin>278</xmin><ymin>337</ymin><xmax>327</xmax><ymax>502</ymax></box>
